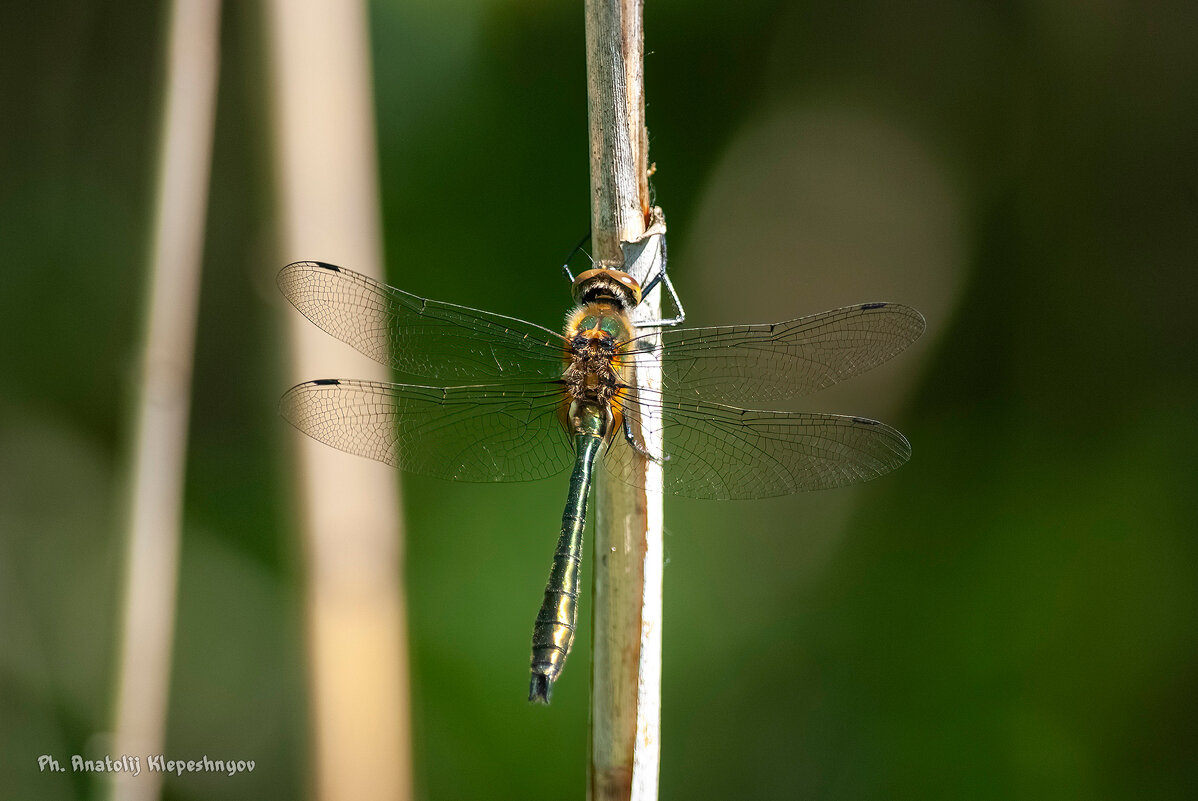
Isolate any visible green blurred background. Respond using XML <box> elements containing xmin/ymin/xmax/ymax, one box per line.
<box><xmin>3</xmin><ymin>0</ymin><xmax>1196</xmax><ymax>799</ymax></box>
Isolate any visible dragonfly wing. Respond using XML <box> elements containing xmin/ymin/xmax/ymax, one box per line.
<box><xmin>605</xmin><ymin>389</ymin><xmax>912</xmax><ymax>499</ymax></box>
<box><xmin>281</xmin><ymin>379</ymin><xmax>574</xmax><ymax>482</ymax></box>
<box><xmin>621</xmin><ymin>303</ymin><xmax>924</xmax><ymax>405</ymax></box>
<box><xmin>278</xmin><ymin>261</ymin><xmax>569</xmax><ymax>382</ymax></box>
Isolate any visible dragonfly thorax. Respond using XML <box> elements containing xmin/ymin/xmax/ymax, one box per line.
<box><xmin>562</xmin><ymin>301</ymin><xmax>631</xmax><ymax>424</ymax></box>
<box><xmin>565</xmin><ymin>301</ymin><xmax>632</xmax><ymax>342</ymax></box>
<box><xmin>562</xmin><ymin>335</ymin><xmax>624</xmax><ymax>403</ymax></box>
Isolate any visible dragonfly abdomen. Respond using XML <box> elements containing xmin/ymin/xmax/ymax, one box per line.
<box><xmin>528</xmin><ymin>521</ymin><xmax>584</xmax><ymax>702</ymax></box>
<box><xmin>529</xmin><ymin>407</ymin><xmax>607</xmax><ymax>703</ymax></box>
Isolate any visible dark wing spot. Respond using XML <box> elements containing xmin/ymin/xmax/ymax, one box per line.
<box><xmin>312</xmin><ymin>379</ymin><xmax>342</xmax><ymax>386</ymax></box>
<box><xmin>852</xmin><ymin>416</ymin><xmax>878</xmax><ymax>425</ymax></box>
<box><xmin>313</xmin><ymin>262</ymin><xmax>342</xmax><ymax>272</ymax></box>
<box><xmin>860</xmin><ymin>302</ymin><xmax>887</xmax><ymax>310</ymax></box>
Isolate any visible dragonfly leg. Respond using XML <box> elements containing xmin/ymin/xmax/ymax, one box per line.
<box><xmin>632</xmin><ymin>235</ymin><xmax>686</xmax><ymax>327</ymax></box>
<box><xmin>560</xmin><ymin>231</ymin><xmax>594</xmax><ymax>284</ymax></box>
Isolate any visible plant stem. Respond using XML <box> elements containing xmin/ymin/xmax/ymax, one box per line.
<box><xmin>584</xmin><ymin>1</ymin><xmax>665</xmax><ymax>799</ymax></box>
<box><xmin>266</xmin><ymin>2</ymin><xmax>412</xmax><ymax>800</ymax></box>
<box><xmin>108</xmin><ymin>2</ymin><xmax>220</xmax><ymax>800</ymax></box>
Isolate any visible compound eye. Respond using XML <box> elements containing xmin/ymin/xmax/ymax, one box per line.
<box><xmin>579</xmin><ymin>315</ymin><xmax>598</xmax><ymax>331</ymax></box>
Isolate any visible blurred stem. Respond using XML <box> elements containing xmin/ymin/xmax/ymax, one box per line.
<box><xmin>266</xmin><ymin>2</ymin><xmax>412</xmax><ymax>801</ymax></box>
<box><xmin>585</xmin><ymin>1</ymin><xmax>664</xmax><ymax>800</ymax></box>
<box><xmin>108</xmin><ymin>2</ymin><xmax>221</xmax><ymax>800</ymax></box>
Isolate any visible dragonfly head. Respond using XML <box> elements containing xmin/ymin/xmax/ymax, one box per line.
<box><xmin>571</xmin><ymin>267</ymin><xmax>642</xmax><ymax>310</ymax></box>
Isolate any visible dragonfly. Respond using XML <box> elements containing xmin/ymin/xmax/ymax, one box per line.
<box><xmin>277</xmin><ymin>258</ymin><xmax>924</xmax><ymax>703</ymax></box>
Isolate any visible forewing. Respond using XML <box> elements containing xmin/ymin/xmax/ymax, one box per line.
<box><xmin>278</xmin><ymin>261</ymin><xmax>569</xmax><ymax>382</ymax></box>
<box><xmin>605</xmin><ymin>389</ymin><xmax>912</xmax><ymax>499</ymax></box>
<box><xmin>281</xmin><ymin>379</ymin><xmax>574</xmax><ymax>482</ymax></box>
<box><xmin>621</xmin><ymin>303</ymin><xmax>924</xmax><ymax>405</ymax></box>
